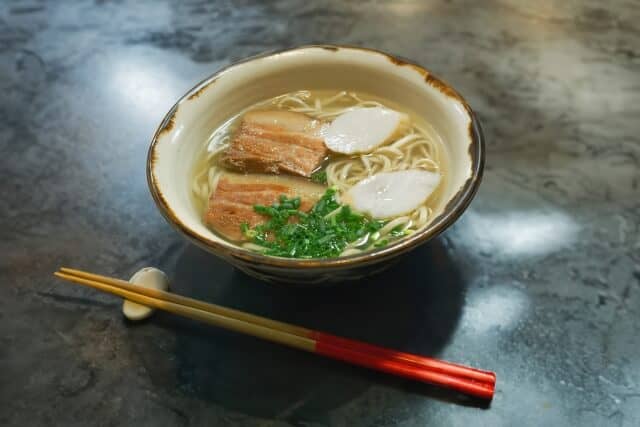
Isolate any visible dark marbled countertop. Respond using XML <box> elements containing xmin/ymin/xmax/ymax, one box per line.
<box><xmin>1</xmin><ymin>1</ymin><xmax>639</xmax><ymax>426</ymax></box>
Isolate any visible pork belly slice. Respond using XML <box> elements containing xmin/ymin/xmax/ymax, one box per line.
<box><xmin>221</xmin><ymin>110</ymin><xmax>328</xmax><ymax>178</ymax></box>
<box><xmin>204</xmin><ymin>172</ymin><xmax>325</xmax><ymax>242</ymax></box>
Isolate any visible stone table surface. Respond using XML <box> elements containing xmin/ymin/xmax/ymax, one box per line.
<box><xmin>1</xmin><ymin>1</ymin><xmax>639</xmax><ymax>426</ymax></box>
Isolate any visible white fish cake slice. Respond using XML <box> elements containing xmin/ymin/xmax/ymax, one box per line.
<box><xmin>324</xmin><ymin>107</ymin><xmax>406</xmax><ymax>154</ymax></box>
<box><xmin>122</xmin><ymin>267</ymin><xmax>169</xmax><ymax>321</ymax></box>
<box><xmin>343</xmin><ymin>170</ymin><xmax>441</xmax><ymax>219</ymax></box>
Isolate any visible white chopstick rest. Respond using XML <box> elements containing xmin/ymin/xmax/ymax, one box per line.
<box><xmin>122</xmin><ymin>267</ymin><xmax>169</xmax><ymax>321</ymax></box>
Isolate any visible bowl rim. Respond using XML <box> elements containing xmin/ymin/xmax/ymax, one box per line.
<box><xmin>147</xmin><ymin>44</ymin><xmax>485</xmax><ymax>270</ymax></box>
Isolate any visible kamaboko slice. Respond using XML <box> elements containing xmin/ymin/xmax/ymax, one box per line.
<box><xmin>324</xmin><ymin>107</ymin><xmax>406</xmax><ymax>154</ymax></box>
<box><xmin>343</xmin><ymin>170</ymin><xmax>441</xmax><ymax>219</ymax></box>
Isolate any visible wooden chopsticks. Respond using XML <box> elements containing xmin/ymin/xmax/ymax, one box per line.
<box><xmin>54</xmin><ymin>267</ymin><xmax>496</xmax><ymax>399</ymax></box>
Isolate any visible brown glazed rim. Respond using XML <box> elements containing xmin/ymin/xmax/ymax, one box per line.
<box><xmin>147</xmin><ymin>44</ymin><xmax>485</xmax><ymax>270</ymax></box>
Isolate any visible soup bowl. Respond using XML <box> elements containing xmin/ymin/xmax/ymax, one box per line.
<box><xmin>147</xmin><ymin>45</ymin><xmax>484</xmax><ymax>284</ymax></box>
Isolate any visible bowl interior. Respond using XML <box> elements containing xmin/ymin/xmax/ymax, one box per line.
<box><xmin>149</xmin><ymin>46</ymin><xmax>479</xmax><ymax>263</ymax></box>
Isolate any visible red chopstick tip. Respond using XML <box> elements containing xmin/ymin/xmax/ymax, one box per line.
<box><xmin>315</xmin><ymin>339</ymin><xmax>496</xmax><ymax>400</ymax></box>
<box><xmin>312</xmin><ymin>331</ymin><xmax>496</xmax><ymax>392</ymax></box>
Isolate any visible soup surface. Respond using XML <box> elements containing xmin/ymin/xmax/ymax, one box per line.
<box><xmin>190</xmin><ymin>90</ymin><xmax>448</xmax><ymax>258</ymax></box>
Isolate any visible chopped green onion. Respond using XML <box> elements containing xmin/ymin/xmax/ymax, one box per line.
<box><xmin>240</xmin><ymin>189</ymin><xmax>409</xmax><ymax>258</ymax></box>
<box><xmin>310</xmin><ymin>170</ymin><xmax>328</xmax><ymax>184</ymax></box>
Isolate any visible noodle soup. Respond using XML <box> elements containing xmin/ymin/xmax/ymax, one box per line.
<box><xmin>190</xmin><ymin>90</ymin><xmax>447</xmax><ymax>259</ymax></box>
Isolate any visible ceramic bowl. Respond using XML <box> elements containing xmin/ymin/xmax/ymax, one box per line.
<box><xmin>147</xmin><ymin>45</ymin><xmax>484</xmax><ymax>284</ymax></box>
